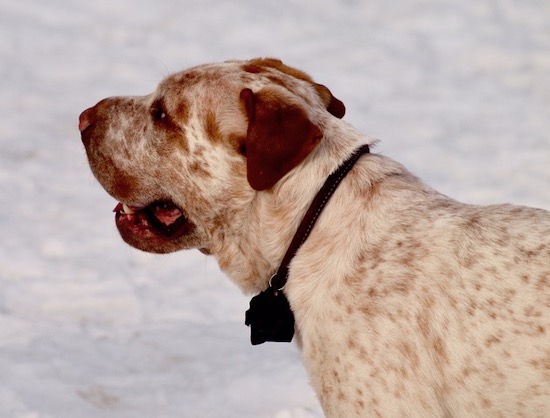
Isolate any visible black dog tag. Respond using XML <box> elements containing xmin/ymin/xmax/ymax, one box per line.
<box><xmin>245</xmin><ymin>287</ymin><xmax>295</xmax><ymax>345</ymax></box>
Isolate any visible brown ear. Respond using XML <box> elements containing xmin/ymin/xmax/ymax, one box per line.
<box><xmin>240</xmin><ymin>88</ymin><xmax>323</xmax><ymax>191</ymax></box>
<box><xmin>315</xmin><ymin>84</ymin><xmax>346</xmax><ymax>119</ymax></box>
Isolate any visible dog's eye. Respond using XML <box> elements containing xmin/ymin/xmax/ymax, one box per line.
<box><xmin>151</xmin><ymin>100</ymin><xmax>167</xmax><ymax>122</ymax></box>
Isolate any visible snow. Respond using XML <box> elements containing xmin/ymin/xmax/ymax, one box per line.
<box><xmin>1</xmin><ymin>0</ymin><xmax>549</xmax><ymax>417</ymax></box>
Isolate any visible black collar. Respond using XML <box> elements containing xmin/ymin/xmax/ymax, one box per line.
<box><xmin>245</xmin><ymin>144</ymin><xmax>371</xmax><ymax>345</ymax></box>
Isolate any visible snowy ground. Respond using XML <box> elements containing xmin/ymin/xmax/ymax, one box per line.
<box><xmin>1</xmin><ymin>0</ymin><xmax>549</xmax><ymax>417</ymax></box>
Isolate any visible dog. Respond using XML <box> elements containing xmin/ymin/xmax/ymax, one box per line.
<box><xmin>79</xmin><ymin>58</ymin><xmax>550</xmax><ymax>417</ymax></box>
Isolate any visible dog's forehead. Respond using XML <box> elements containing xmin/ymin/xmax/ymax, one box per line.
<box><xmin>160</xmin><ymin>62</ymin><xmax>243</xmax><ymax>89</ymax></box>
<box><xmin>157</xmin><ymin>59</ymin><xmax>315</xmax><ymax>98</ymax></box>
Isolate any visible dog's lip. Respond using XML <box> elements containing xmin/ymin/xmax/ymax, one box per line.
<box><xmin>113</xmin><ymin>200</ymin><xmax>195</xmax><ymax>241</ymax></box>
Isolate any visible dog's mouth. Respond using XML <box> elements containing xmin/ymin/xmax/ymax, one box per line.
<box><xmin>114</xmin><ymin>200</ymin><xmax>196</xmax><ymax>244</ymax></box>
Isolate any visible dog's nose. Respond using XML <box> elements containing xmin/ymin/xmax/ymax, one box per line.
<box><xmin>78</xmin><ymin>107</ymin><xmax>95</xmax><ymax>132</ymax></box>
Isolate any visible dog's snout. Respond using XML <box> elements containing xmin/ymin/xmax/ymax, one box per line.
<box><xmin>79</xmin><ymin>107</ymin><xmax>95</xmax><ymax>133</ymax></box>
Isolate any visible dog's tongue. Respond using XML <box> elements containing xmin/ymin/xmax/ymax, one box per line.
<box><xmin>152</xmin><ymin>204</ymin><xmax>183</xmax><ymax>226</ymax></box>
<box><xmin>113</xmin><ymin>202</ymin><xmax>183</xmax><ymax>226</ymax></box>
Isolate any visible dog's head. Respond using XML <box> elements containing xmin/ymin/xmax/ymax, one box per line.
<box><xmin>79</xmin><ymin>58</ymin><xmax>345</xmax><ymax>254</ymax></box>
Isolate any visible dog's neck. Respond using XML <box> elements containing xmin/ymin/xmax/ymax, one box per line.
<box><xmin>211</xmin><ymin>123</ymin><xmax>382</xmax><ymax>294</ymax></box>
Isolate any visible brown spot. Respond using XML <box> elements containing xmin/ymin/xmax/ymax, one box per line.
<box><xmin>391</xmin><ymin>279</ymin><xmax>412</xmax><ymax>294</ymax></box>
<box><xmin>360</xmin><ymin>304</ymin><xmax>376</xmax><ymax>318</ymax></box>
<box><xmin>309</xmin><ymin>341</ymin><xmax>319</xmax><ymax>359</ymax></box>
<box><xmin>246</xmin><ymin>57</ymin><xmax>313</xmax><ymax>83</ymax></box>
<box><xmin>401</xmin><ymin>250</ymin><xmax>414</xmax><ymax>266</ymax></box>
<box><xmin>393</xmin><ymin>384</ymin><xmax>404</xmax><ymax>399</ymax></box>
<box><xmin>462</xmin><ymin>366</ymin><xmax>479</xmax><ymax>378</ymax></box>
<box><xmin>423</xmin><ymin>292</ymin><xmax>436</xmax><ymax>309</ymax></box>
<box><xmin>416</xmin><ymin>312</ymin><xmax>430</xmax><ymax>339</ymax></box>
<box><xmin>166</xmin><ymin>126</ymin><xmax>189</xmax><ymax>153</ymax></box>
<box><xmin>192</xmin><ymin>144</ymin><xmax>206</xmax><ymax>159</ymax></box>
<box><xmin>343</xmin><ymin>272</ymin><xmax>363</xmax><ymax>286</ymax></box>
<box><xmin>172</xmin><ymin>70</ymin><xmax>202</xmax><ymax>88</ymax></box>
<box><xmin>204</xmin><ymin>111</ymin><xmax>222</xmax><ymax>143</ymax></box>
<box><xmin>464</xmin><ymin>215</ymin><xmax>481</xmax><ymax>229</ymax></box>
<box><xmin>485</xmin><ymin>265</ymin><xmax>498</xmax><ymax>275</ymax></box>
<box><xmin>461</xmin><ymin>255</ymin><xmax>478</xmax><ymax>269</ymax></box>
<box><xmin>368</xmin><ymin>246</ymin><xmax>383</xmax><ymax>269</ymax></box>
<box><xmin>369</xmin><ymin>367</ymin><xmax>380</xmax><ymax>379</ymax></box>
<box><xmin>347</xmin><ymin>335</ymin><xmax>358</xmax><ymax>350</ymax></box>
<box><xmin>242</xmin><ymin>63</ymin><xmax>265</xmax><ymax>74</ymax></box>
<box><xmin>536</xmin><ymin>273</ymin><xmax>549</xmax><ymax>292</ymax></box>
<box><xmin>266</xmin><ymin>74</ymin><xmax>293</xmax><ymax>90</ymax></box>
<box><xmin>481</xmin><ymin>397</ymin><xmax>492</xmax><ymax>409</ymax></box>
<box><xmin>524</xmin><ymin>306</ymin><xmax>542</xmax><ymax>318</ymax></box>
<box><xmin>398</xmin><ymin>341</ymin><xmax>420</xmax><ymax>371</ymax></box>
<box><xmin>356</xmin><ymin>346</ymin><xmax>369</xmax><ymax>362</ymax></box>
<box><xmin>485</xmin><ymin>335</ymin><xmax>501</xmax><ymax>348</ymax></box>
<box><xmin>189</xmin><ymin>160</ymin><xmax>211</xmax><ymax>178</ymax></box>
<box><xmin>467</xmin><ymin>299</ymin><xmax>477</xmax><ymax>316</ymax></box>
<box><xmin>336</xmin><ymin>313</ymin><xmax>347</xmax><ymax>323</ymax></box>
<box><xmin>175</xmin><ymin>99</ymin><xmax>190</xmax><ymax>124</ymax></box>
<box><xmin>433</xmin><ymin>336</ymin><xmax>449</xmax><ymax>365</ymax></box>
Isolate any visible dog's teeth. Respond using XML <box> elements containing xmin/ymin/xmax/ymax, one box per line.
<box><xmin>123</xmin><ymin>204</ymin><xmax>136</xmax><ymax>214</ymax></box>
